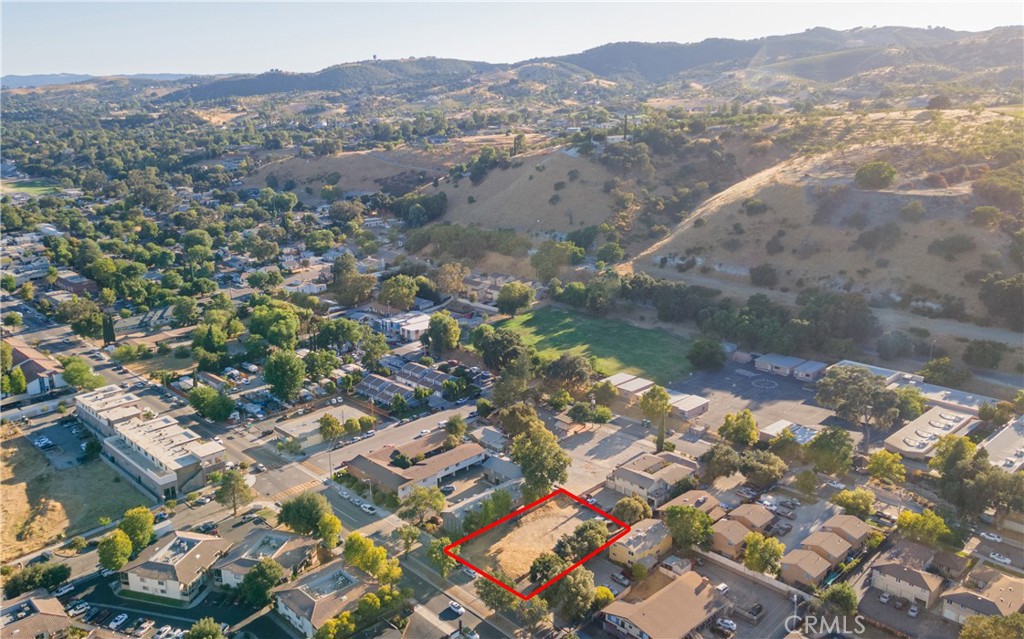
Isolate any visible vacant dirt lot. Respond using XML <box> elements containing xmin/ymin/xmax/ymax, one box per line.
<box><xmin>459</xmin><ymin>492</ymin><xmax>609</xmax><ymax>583</ymax></box>
<box><xmin>1</xmin><ymin>427</ymin><xmax>148</xmax><ymax>562</ymax></box>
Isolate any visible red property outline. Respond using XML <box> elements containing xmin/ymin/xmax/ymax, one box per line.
<box><xmin>442</xmin><ymin>487</ymin><xmax>631</xmax><ymax>601</ymax></box>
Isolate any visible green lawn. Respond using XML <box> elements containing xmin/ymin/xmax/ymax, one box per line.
<box><xmin>497</xmin><ymin>307</ymin><xmax>692</xmax><ymax>384</ymax></box>
<box><xmin>1</xmin><ymin>178</ymin><xmax>57</xmax><ymax>196</ymax></box>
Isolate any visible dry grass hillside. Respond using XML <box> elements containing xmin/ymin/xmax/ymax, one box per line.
<box><xmin>631</xmin><ymin>110</ymin><xmax>1023</xmax><ymax>317</ymax></box>
<box><xmin>434</xmin><ymin>147</ymin><xmax>622</xmax><ymax>235</ymax></box>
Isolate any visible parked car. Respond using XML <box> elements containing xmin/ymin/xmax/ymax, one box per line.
<box><xmin>893</xmin><ymin>597</ymin><xmax>907</xmax><ymax>611</ymax></box>
<box><xmin>980</xmin><ymin>532</ymin><xmax>1003</xmax><ymax>543</ymax></box>
<box><xmin>990</xmin><ymin>552</ymin><xmax>1013</xmax><ymax>565</ymax></box>
<box><xmin>361</xmin><ymin>504</ymin><xmax>378</xmax><ymax>515</ymax></box>
<box><xmin>109</xmin><ymin>613</ymin><xmax>129</xmax><ymax>630</ymax></box>
<box><xmin>448</xmin><ymin>600</ymin><xmax>465</xmax><ymax>615</ymax></box>
<box><xmin>611</xmin><ymin>573</ymin><xmax>631</xmax><ymax>587</ymax></box>
<box><xmin>449</xmin><ymin>627</ymin><xmax>480</xmax><ymax>639</ymax></box>
<box><xmin>777</xmin><ymin>509</ymin><xmax>797</xmax><ymax>520</ymax></box>
<box><xmin>68</xmin><ymin>603</ymin><xmax>90</xmax><ymax>617</ymax></box>
<box><xmin>440</xmin><ymin>485</ymin><xmax>456</xmax><ymax>495</ymax></box>
<box><xmin>715</xmin><ymin>583</ymin><xmax>730</xmax><ymax>595</ymax></box>
<box><xmin>53</xmin><ymin>583</ymin><xmax>74</xmax><ymax>597</ymax></box>
<box><xmin>826</xmin><ymin>480</ymin><xmax>846</xmax><ymax>489</ymax></box>
<box><xmin>879</xmin><ymin>592</ymin><xmax>893</xmax><ymax>604</ymax></box>
<box><xmin>908</xmin><ymin>605</ymin><xmax>919</xmax><ymax>618</ymax></box>
<box><xmin>773</xmin><ymin>522</ymin><xmax>793</xmax><ymax>535</ymax></box>
<box><xmin>780</xmin><ymin>499</ymin><xmax>801</xmax><ymax>509</ymax></box>
<box><xmin>716</xmin><ymin>619</ymin><xmax>738</xmax><ymax>632</ymax></box>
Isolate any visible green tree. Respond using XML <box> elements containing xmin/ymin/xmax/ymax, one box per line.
<box><xmin>530</xmin><ymin>551</ymin><xmax>569</xmax><ymax>583</ymax></box>
<box><xmin>720</xmin><ymin>409</ymin><xmax>758</xmax><ymax>447</ymax></box>
<box><xmin>545</xmin><ymin>353</ymin><xmax>594</xmax><ymax>392</ymax></box>
<box><xmin>554</xmin><ymin>567</ymin><xmax>595</xmax><ymax>621</ymax></box>
<box><xmin>591</xmin><ymin>380</ymin><xmax>618</xmax><ymax>406</ymax></box>
<box><xmin>894</xmin><ymin>386</ymin><xmax>926</xmax><ymax>420</ymax></box>
<box><xmin>360</xmin><ymin>331</ymin><xmax>390</xmax><ymax>370</ymax></box>
<box><xmin>820</xmin><ymin>582</ymin><xmax>859</xmax><ymax>615</ymax></box>
<box><xmin>597</xmin><ymin>242</ymin><xmax>625</xmax><ymax>263</ymax></box>
<box><xmin>854</xmin><ymin>161</ymin><xmax>897</xmax><ymax>189</ymax></box>
<box><xmin>897</xmin><ymin>509</ymin><xmax>950</xmax><ymax>546</ymax></box>
<box><xmin>264</xmin><ymin>349</ymin><xmax>306</xmax><ymax>401</ymax></box>
<box><xmin>427</xmin><ymin>537</ymin><xmax>459</xmax><ymax>578</ymax></box>
<box><xmin>237</xmin><ymin>557</ymin><xmax>284</xmax><ymax>607</ymax></box>
<box><xmin>435</xmin><ymin>262</ymin><xmax>470</xmax><ymax>297</ymax></box>
<box><xmin>510</xmin><ymin>424</ymin><xmax>571</xmax><ymax>501</ymax></box>
<box><xmin>2</xmin><ymin>563</ymin><xmax>72</xmax><ymax>598</ymax></box>
<box><xmin>518</xmin><ymin>597</ymin><xmax>551</xmax><ymax>636</ymax></box>
<box><xmin>496</xmin><ymin>281</ymin><xmax>535</xmax><ymax>316</ymax></box>
<box><xmin>739</xmin><ymin>450</ymin><xmax>787</xmax><ymax>489</ymax></box>
<box><xmin>318</xmin><ymin>414</ymin><xmax>344</xmax><ymax>441</ymax></box>
<box><xmin>119</xmin><ymin>506</ymin><xmax>155</xmax><ymax>556</ymax></box>
<box><xmin>687</xmin><ymin>336</ymin><xmax>726</xmax><ymax>371</ymax></box>
<box><xmin>816</xmin><ymin>366</ymin><xmax>899</xmax><ymax>452</ymax></box>
<box><xmin>611</xmin><ymin>497</ymin><xmax>653</xmax><ymax>525</ymax></box>
<box><xmin>183</xmin><ymin>617</ymin><xmax>225</xmax><ymax>639</ymax></box>
<box><xmin>378</xmin><ymin>274</ymin><xmax>418</xmax><ymax>311</ymax></box>
<box><xmin>476</xmin><ymin>568</ymin><xmax>518</xmax><ymax>612</ymax></box>
<box><xmin>98</xmin><ymin>529</ymin><xmax>133</xmax><ymax>570</ymax></box>
<box><xmin>8</xmin><ymin>368</ymin><xmax>27</xmax><ymax>395</ymax></box>
<box><xmin>663</xmin><ymin>505</ymin><xmax>714</xmax><ymax>550</ymax></box>
<box><xmin>918</xmin><ymin>357</ymin><xmax>970</xmax><ymax>387</ymax></box>
<box><xmin>699</xmin><ymin>443</ymin><xmax>741</xmax><ymax>483</ymax></box>
<box><xmin>867</xmin><ymin>450</ymin><xmax>906</xmax><ymax>485</ymax></box>
<box><xmin>640</xmin><ymin>384</ymin><xmax>672</xmax><ymax>451</ymax></box>
<box><xmin>278</xmin><ymin>492</ymin><xmax>331</xmax><ymax>535</ymax></box>
<box><xmin>318</xmin><ymin>513</ymin><xmax>343</xmax><ymax>549</ymax></box>
<box><xmin>398</xmin><ymin>486</ymin><xmax>445</xmax><ymax>525</ymax></box>
<box><xmin>531</xmin><ymin>241</ymin><xmax>582</xmax><ymax>282</ymax></box>
<box><xmin>214</xmin><ymin>469</ymin><xmax>256</xmax><ymax>516</ymax></box>
<box><xmin>795</xmin><ymin>469</ymin><xmax>818</xmax><ymax>495</ymax></box>
<box><xmin>102</xmin><ymin>313</ymin><xmax>116</xmax><ymax>345</ymax></box>
<box><xmin>444</xmin><ymin>414</ymin><xmax>468</xmax><ymax>448</ymax></box>
<box><xmin>394</xmin><ymin>525</ymin><xmax>421</xmax><ymax>556</ymax></box>
<box><xmin>304</xmin><ymin>349</ymin><xmax>340</xmax><ymax>381</ymax></box>
<box><xmin>806</xmin><ymin>426</ymin><xmax>854</xmax><ymax>475</ymax></box>
<box><xmin>426</xmin><ymin>311</ymin><xmax>461</xmax><ymax>355</ymax></box>
<box><xmin>829</xmin><ymin>488</ymin><xmax>875</xmax><ymax>519</ymax></box>
<box><xmin>742</xmin><ymin>532</ymin><xmax>785</xmax><ymax>574</ymax></box>
<box><xmin>959</xmin><ymin>613</ymin><xmax>1024</xmax><ymax>639</ymax></box>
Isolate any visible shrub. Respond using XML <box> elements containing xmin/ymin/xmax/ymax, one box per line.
<box><xmin>741</xmin><ymin>198</ymin><xmax>769</xmax><ymax>215</ymax></box>
<box><xmin>900</xmin><ymin>200</ymin><xmax>925</xmax><ymax>222</ymax></box>
<box><xmin>928</xmin><ymin>235</ymin><xmax>976</xmax><ymax>261</ymax></box>
<box><xmin>749</xmin><ymin>264</ymin><xmax>779</xmax><ymax>287</ymax></box>
<box><xmin>854</xmin><ymin>161</ymin><xmax>897</xmax><ymax>189</ymax></box>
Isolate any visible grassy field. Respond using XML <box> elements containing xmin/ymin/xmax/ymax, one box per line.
<box><xmin>1</xmin><ymin>428</ymin><xmax>149</xmax><ymax>562</ymax></box>
<box><xmin>1</xmin><ymin>178</ymin><xmax>57</xmax><ymax>196</ymax></box>
<box><xmin>497</xmin><ymin>306</ymin><xmax>692</xmax><ymax>384</ymax></box>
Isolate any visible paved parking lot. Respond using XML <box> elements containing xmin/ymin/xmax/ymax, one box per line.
<box><xmin>695</xmin><ymin>561</ymin><xmax>796</xmax><ymax>639</ymax></box>
<box><xmin>440</xmin><ymin>465</ymin><xmax>499</xmax><ymax>505</ymax></box>
<box><xmin>672</xmin><ymin>365</ymin><xmax>836</xmax><ymax>436</ymax></box>
<box><xmin>559</xmin><ymin>424</ymin><xmax>657</xmax><ymax>494</ymax></box>
<box><xmin>19</xmin><ymin>415</ymin><xmax>92</xmax><ymax>469</ymax></box>
<box><xmin>859</xmin><ymin>586</ymin><xmax>955</xmax><ymax>639</ymax></box>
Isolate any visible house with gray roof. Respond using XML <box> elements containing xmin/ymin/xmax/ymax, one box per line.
<box><xmin>121</xmin><ymin>531</ymin><xmax>233</xmax><ymax>603</ymax></box>
<box><xmin>606</xmin><ymin>451</ymin><xmax>699</xmax><ymax>507</ymax></box>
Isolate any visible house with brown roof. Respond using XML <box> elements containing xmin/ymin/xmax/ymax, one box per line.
<box><xmin>821</xmin><ymin>514</ymin><xmax>872</xmax><ymax>548</ymax></box>
<box><xmin>608</xmin><ymin>519</ymin><xmax>672</xmax><ymax>569</ymax></box>
<box><xmin>800</xmin><ymin>531</ymin><xmax>852</xmax><ymax>568</ymax></box>
<box><xmin>606</xmin><ymin>451</ymin><xmax>699</xmax><ymax>507</ymax></box>
<box><xmin>602</xmin><ymin>571</ymin><xmax>726</xmax><ymax>639</ymax></box>
<box><xmin>274</xmin><ymin>560</ymin><xmax>365</xmax><ymax>638</ymax></box>
<box><xmin>121</xmin><ymin>531</ymin><xmax>233</xmax><ymax>602</ymax></box>
<box><xmin>213</xmin><ymin>529</ymin><xmax>320</xmax><ymax>588</ymax></box>
<box><xmin>656</xmin><ymin>489</ymin><xmax>726</xmax><ymax>522</ymax></box>
<box><xmin>3</xmin><ymin>336</ymin><xmax>66</xmax><ymax>398</ymax></box>
<box><xmin>0</xmin><ymin>589</ymin><xmax>73</xmax><ymax>637</ymax></box>
<box><xmin>711</xmin><ymin>519</ymin><xmax>751</xmax><ymax>560</ymax></box>
<box><xmin>729</xmin><ymin>503</ymin><xmax>774</xmax><ymax>534</ymax></box>
<box><xmin>942</xmin><ymin>565</ymin><xmax>1024</xmax><ymax>624</ymax></box>
<box><xmin>780</xmin><ymin>549</ymin><xmax>830</xmax><ymax>589</ymax></box>
<box><xmin>345</xmin><ymin>434</ymin><xmax>486</xmax><ymax>499</ymax></box>
<box><xmin>868</xmin><ymin>539</ymin><xmax>945</xmax><ymax>606</ymax></box>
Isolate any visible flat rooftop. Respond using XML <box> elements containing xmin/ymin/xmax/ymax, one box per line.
<box><xmin>884</xmin><ymin>407</ymin><xmax>976</xmax><ymax>460</ymax></box>
<box><xmin>980</xmin><ymin>415</ymin><xmax>1024</xmax><ymax>473</ymax></box>
<box><xmin>115</xmin><ymin>415</ymin><xmax>224</xmax><ymax>471</ymax></box>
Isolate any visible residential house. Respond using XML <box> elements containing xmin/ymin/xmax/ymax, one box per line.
<box><xmin>729</xmin><ymin>504</ymin><xmax>775</xmax><ymax>534</ymax></box>
<box><xmin>3</xmin><ymin>336</ymin><xmax>66</xmax><ymax>398</ymax></box>
<box><xmin>473</xmin><ymin>427</ymin><xmax>508</xmax><ymax>454</ymax></box>
<box><xmin>353</xmin><ymin>374</ymin><xmax>416</xmax><ymax>407</ymax></box>
<box><xmin>942</xmin><ymin>565</ymin><xmax>1024</xmax><ymax>624</ymax></box>
<box><xmin>606</xmin><ymin>452</ymin><xmax>698</xmax><ymax>508</ymax></box>
<box><xmin>870</xmin><ymin>540</ymin><xmax>944</xmax><ymax>607</ymax></box>
<box><xmin>441</xmin><ymin>474</ymin><xmax>524</xmax><ymax>530</ymax></box>
<box><xmin>780</xmin><ymin>549</ymin><xmax>830</xmax><ymax>589</ymax></box>
<box><xmin>608</xmin><ymin>519</ymin><xmax>672</xmax><ymax>569</ymax></box>
<box><xmin>346</xmin><ymin>433</ymin><xmax>486</xmax><ymax>499</ymax></box>
<box><xmin>821</xmin><ymin>514</ymin><xmax>873</xmax><ymax>548</ymax></box>
<box><xmin>394</xmin><ymin>362</ymin><xmax>456</xmax><ymax>395</ymax></box>
<box><xmin>121</xmin><ymin>531</ymin><xmax>233</xmax><ymax>602</ymax></box>
<box><xmin>0</xmin><ymin>589</ymin><xmax>73</xmax><ymax>637</ymax></box>
<box><xmin>376</xmin><ymin>312</ymin><xmax>431</xmax><ymax>342</ymax></box>
<box><xmin>55</xmin><ymin>269</ymin><xmax>98</xmax><ymax>295</ymax></box>
<box><xmin>480</xmin><ymin>455</ymin><xmax>522</xmax><ymax>485</ymax></box>
<box><xmin>214</xmin><ymin>530</ymin><xmax>319</xmax><ymax>588</ymax></box>
<box><xmin>602</xmin><ymin>571</ymin><xmax>725</xmax><ymax>639</ymax></box>
<box><xmin>800</xmin><ymin>531</ymin><xmax>852</xmax><ymax>568</ymax></box>
<box><xmin>711</xmin><ymin>519</ymin><xmax>751</xmax><ymax>560</ymax></box>
<box><xmin>656</xmin><ymin>490</ymin><xmax>727</xmax><ymax>522</ymax></box>
<box><xmin>274</xmin><ymin>560</ymin><xmax>363</xmax><ymax>638</ymax></box>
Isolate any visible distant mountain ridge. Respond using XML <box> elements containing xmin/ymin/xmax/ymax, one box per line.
<box><xmin>1</xmin><ymin>73</ymin><xmax>192</xmax><ymax>89</ymax></box>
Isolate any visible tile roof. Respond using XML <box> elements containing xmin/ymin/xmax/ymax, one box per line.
<box><xmin>603</xmin><ymin>571</ymin><xmax>722</xmax><ymax>639</ymax></box>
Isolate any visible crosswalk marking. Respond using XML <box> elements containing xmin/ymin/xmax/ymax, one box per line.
<box><xmin>271</xmin><ymin>480</ymin><xmax>321</xmax><ymax>501</ymax></box>
<box><xmin>300</xmin><ymin>459</ymin><xmax>325</xmax><ymax>475</ymax></box>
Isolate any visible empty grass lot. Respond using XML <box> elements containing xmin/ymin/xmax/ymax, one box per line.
<box><xmin>1</xmin><ymin>178</ymin><xmax>57</xmax><ymax>196</ymax></box>
<box><xmin>497</xmin><ymin>307</ymin><xmax>692</xmax><ymax>384</ymax></box>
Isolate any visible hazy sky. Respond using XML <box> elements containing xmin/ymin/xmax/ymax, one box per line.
<box><xmin>2</xmin><ymin>2</ymin><xmax>1021</xmax><ymax>76</ymax></box>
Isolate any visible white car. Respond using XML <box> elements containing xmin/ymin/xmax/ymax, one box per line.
<box><xmin>340</xmin><ymin>490</ymin><xmax>350</xmax><ymax>498</ymax></box>
<box><xmin>100</xmin><ymin>568</ymin><xmax>116</xmax><ymax>577</ymax></box>
<box><xmin>826</xmin><ymin>480</ymin><xmax>846</xmax><ymax>489</ymax></box>
<box><xmin>980</xmin><ymin>532</ymin><xmax>1004</xmax><ymax>543</ymax></box>
<box><xmin>716</xmin><ymin>618</ymin><xmax>738</xmax><ymax>632</ymax></box>
<box><xmin>879</xmin><ymin>592</ymin><xmax>893</xmax><ymax>604</ymax></box>
<box><xmin>109</xmin><ymin>613</ymin><xmax>129</xmax><ymax>630</ymax></box>
<box><xmin>448</xmin><ymin>600</ymin><xmax>465</xmax><ymax>615</ymax></box>
<box><xmin>156</xmin><ymin>626</ymin><xmax>173</xmax><ymax>639</ymax></box>
<box><xmin>418</xmin><ymin>429</ymin><xmax>431</xmax><ymax>438</ymax></box>
<box><xmin>449</xmin><ymin>628</ymin><xmax>480</xmax><ymax>639</ymax></box>
<box><xmin>990</xmin><ymin>552</ymin><xmax>1013</xmax><ymax>565</ymax></box>
<box><xmin>908</xmin><ymin>604</ymin><xmax>919</xmax><ymax>618</ymax></box>
<box><xmin>68</xmin><ymin>603</ymin><xmax>90</xmax><ymax>617</ymax></box>
<box><xmin>53</xmin><ymin>583</ymin><xmax>74</xmax><ymax>597</ymax></box>
<box><xmin>462</xmin><ymin>566</ymin><xmax>477</xmax><ymax>579</ymax></box>
<box><xmin>361</xmin><ymin>503</ymin><xmax>378</xmax><ymax>515</ymax></box>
